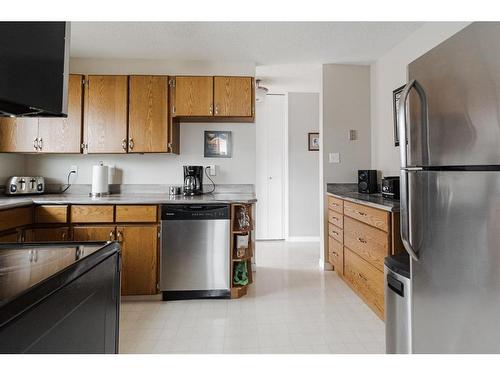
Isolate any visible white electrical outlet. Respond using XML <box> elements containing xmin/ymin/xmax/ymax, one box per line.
<box><xmin>70</xmin><ymin>165</ymin><xmax>78</xmax><ymax>174</ymax></box>
<box><xmin>208</xmin><ymin>165</ymin><xmax>217</xmax><ymax>176</ymax></box>
<box><xmin>329</xmin><ymin>153</ymin><xmax>340</xmax><ymax>164</ymax></box>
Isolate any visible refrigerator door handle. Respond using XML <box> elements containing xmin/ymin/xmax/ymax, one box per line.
<box><xmin>400</xmin><ymin>169</ymin><xmax>420</xmax><ymax>261</ymax></box>
<box><xmin>398</xmin><ymin>79</ymin><xmax>429</xmax><ymax>168</ymax></box>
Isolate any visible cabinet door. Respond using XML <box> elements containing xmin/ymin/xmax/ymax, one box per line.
<box><xmin>24</xmin><ymin>227</ymin><xmax>71</xmax><ymax>242</ymax></box>
<box><xmin>128</xmin><ymin>76</ymin><xmax>169</xmax><ymax>153</ymax></box>
<box><xmin>117</xmin><ymin>225</ymin><xmax>158</xmax><ymax>295</ymax></box>
<box><xmin>0</xmin><ymin>117</ymin><xmax>39</xmax><ymax>152</ymax></box>
<box><xmin>73</xmin><ymin>226</ymin><xmax>116</xmax><ymax>242</ymax></box>
<box><xmin>173</xmin><ymin>76</ymin><xmax>213</xmax><ymax>116</ymax></box>
<box><xmin>38</xmin><ymin>74</ymin><xmax>84</xmax><ymax>153</ymax></box>
<box><xmin>84</xmin><ymin>75</ymin><xmax>128</xmax><ymax>153</ymax></box>
<box><xmin>214</xmin><ymin>76</ymin><xmax>253</xmax><ymax>117</ymax></box>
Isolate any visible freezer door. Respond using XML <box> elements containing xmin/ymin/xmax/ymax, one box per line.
<box><xmin>409</xmin><ymin>171</ymin><xmax>500</xmax><ymax>353</ymax></box>
<box><xmin>407</xmin><ymin>22</ymin><xmax>500</xmax><ymax>167</ymax></box>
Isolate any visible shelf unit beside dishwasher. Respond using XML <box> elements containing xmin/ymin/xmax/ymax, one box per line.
<box><xmin>230</xmin><ymin>203</ymin><xmax>254</xmax><ymax>298</ymax></box>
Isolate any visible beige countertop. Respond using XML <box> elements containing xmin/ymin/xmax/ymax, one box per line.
<box><xmin>326</xmin><ymin>183</ymin><xmax>399</xmax><ymax>212</ymax></box>
<box><xmin>0</xmin><ymin>192</ymin><xmax>257</xmax><ymax>210</ymax></box>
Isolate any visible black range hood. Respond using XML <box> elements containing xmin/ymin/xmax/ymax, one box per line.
<box><xmin>0</xmin><ymin>22</ymin><xmax>70</xmax><ymax>117</ymax></box>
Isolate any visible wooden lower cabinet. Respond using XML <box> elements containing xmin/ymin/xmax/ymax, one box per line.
<box><xmin>73</xmin><ymin>226</ymin><xmax>116</xmax><ymax>242</ymax></box>
<box><xmin>326</xmin><ymin>194</ymin><xmax>402</xmax><ymax>320</ymax></box>
<box><xmin>344</xmin><ymin>247</ymin><xmax>384</xmax><ymax>319</ymax></box>
<box><xmin>328</xmin><ymin>236</ymin><xmax>343</xmax><ymax>275</ymax></box>
<box><xmin>25</xmin><ymin>227</ymin><xmax>71</xmax><ymax>242</ymax></box>
<box><xmin>0</xmin><ymin>231</ymin><xmax>20</xmax><ymax>242</ymax></box>
<box><xmin>118</xmin><ymin>225</ymin><xmax>158</xmax><ymax>296</ymax></box>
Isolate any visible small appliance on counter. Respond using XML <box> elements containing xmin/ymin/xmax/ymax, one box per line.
<box><xmin>169</xmin><ymin>186</ymin><xmax>182</xmax><ymax>196</ymax></box>
<box><xmin>382</xmin><ymin>176</ymin><xmax>400</xmax><ymax>200</ymax></box>
<box><xmin>183</xmin><ymin>166</ymin><xmax>203</xmax><ymax>196</ymax></box>
<box><xmin>358</xmin><ymin>169</ymin><xmax>377</xmax><ymax>194</ymax></box>
<box><xmin>90</xmin><ymin>161</ymin><xmax>109</xmax><ymax>197</ymax></box>
<box><xmin>5</xmin><ymin>176</ymin><xmax>45</xmax><ymax>195</ymax></box>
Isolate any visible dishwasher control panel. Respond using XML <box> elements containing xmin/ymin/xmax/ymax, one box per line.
<box><xmin>161</xmin><ymin>204</ymin><xmax>230</xmax><ymax>220</ymax></box>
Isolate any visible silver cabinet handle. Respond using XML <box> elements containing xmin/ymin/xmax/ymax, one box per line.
<box><xmin>398</xmin><ymin>79</ymin><xmax>428</xmax><ymax>262</ymax></box>
<box><xmin>129</xmin><ymin>138</ymin><xmax>134</xmax><ymax>150</ymax></box>
<box><xmin>109</xmin><ymin>231</ymin><xmax>114</xmax><ymax>241</ymax></box>
<box><xmin>357</xmin><ymin>237</ymin><xmax>367</xmax><ymax>244</ymax></box>
<box><xmin>209</xmin><ymin>104</ymin><xmax>213</xmax><ymax>115</ymax></box>
<box><xmin>215</xmin><ymin>105</ymin><xmax>219</xmax><ymax>115</ymax></box>
<box><xmin>33</xmin><ymin>138</ymin><xmax>38</xmax><ymax>151</ymax></box>
<box><xmin>121</xmin><ymin>138</ymin><xmax>127</xmax><ymax>151</ymax></box>
<box><xmin>117</xmin><ymin>231</ymin><xmax>123</xmax><ymax>243</ymax></box>
<box><xmin>39</xmin><ymin>138</ymin><xmax>43</xmax><ymax>151</ymax></box>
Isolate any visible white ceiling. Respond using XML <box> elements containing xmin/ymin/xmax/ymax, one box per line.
<box><xmin>70</xmin><ymin>22</ymin><xmax>424</xmax><ymax>65</ymax></box>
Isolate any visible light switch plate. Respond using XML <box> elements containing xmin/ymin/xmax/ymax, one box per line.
<box><xmin>329</xmin><ymin>153</ymin><xmax>340</xmax><ymax>164</ymax></box>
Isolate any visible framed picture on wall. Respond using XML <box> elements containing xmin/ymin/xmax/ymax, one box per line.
<box><xmin>393</xmin><ymin>84</ymin><xmax>406</xmax><ymax>147</ymax></box>
<box><xmin>204</xmin><ymin>131</ymin><xmax>232</xmax><ymax>158</ymax></box>
<box><xmin>308</xmin><ymin>132</ymin><xmax>320</xmax><ymax>151</ymax></box>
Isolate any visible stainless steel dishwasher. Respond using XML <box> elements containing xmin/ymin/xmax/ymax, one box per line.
<box><xmin>160</xmin><ymin>204</ymin><xmax>230</xmax><ymax>300</ymax></box>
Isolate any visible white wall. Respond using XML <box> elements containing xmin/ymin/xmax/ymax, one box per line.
<box><xmin>23</xmin><ymin>58</ymin><xmax>256</xmax><ymax>186</ymax></box>
<box><xmin>0</xmin><ymin>154</ymin><xmax>25</xmax><ymax>182</ymax></box>
<box><xmin>24</xmin><ymin>122</ymin><xmax>255</xmax><ymax>185</ymax></box>
<box><xmin>322</xmin><ymin>64</ymin><xmax>371</xmax><ymax>184</ymax></box>
<box><xmin>320</xmin><ymin>64</ymin><xmax>371</xmax><ymax>268</ymax></box>
<box><xmin>288</xmin><ymin>93</ymin><xmax>320</xmax><ymax>239</ymax></box>
<box><xmin>370</xmin><ymin>22</ymin><xmax>470</xmax><ymax>176</ymax></box>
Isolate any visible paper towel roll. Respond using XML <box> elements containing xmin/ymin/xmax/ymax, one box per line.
<box><xmin>91</xmin><ymin>162</ymin><xmax>109</xmax><ymax>195</ymax></box>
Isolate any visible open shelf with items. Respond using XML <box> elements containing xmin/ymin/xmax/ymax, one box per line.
<box><xmin>230</xmin><ymin>203</ymin><xmax>254</xmax><ymax>298</ymax></box>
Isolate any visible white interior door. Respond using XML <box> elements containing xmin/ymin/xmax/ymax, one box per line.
<box><xmin>256</xmin><ymin>94</ymin><xmax>285</xmax><ymax>240</ymax></box>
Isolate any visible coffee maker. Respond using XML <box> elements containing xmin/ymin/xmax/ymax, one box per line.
<box><xmin>183</xmin><ymin>166</ymin><xmax>203</xmax><ymax>196</ymax></box>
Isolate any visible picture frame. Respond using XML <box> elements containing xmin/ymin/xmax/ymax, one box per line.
<box><xmin>308</xmin><ymin>132</ymin><xmax>320</xmax><ymax>151</ymax></box>
<box><xmin>393</xmin><ymin>84</ymin><xmax>406</xmax><ymax>147</ymax></box>
<box><xmin>204</xmin><ymin>131</ymin><xmax>232</xmax><ymax>158</ymax></box>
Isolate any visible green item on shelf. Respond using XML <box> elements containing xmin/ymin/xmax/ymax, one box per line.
<box><xmin>233</xmin><ymin>261</ymin><xmax>249</xmax><ymax>286</ymax></box>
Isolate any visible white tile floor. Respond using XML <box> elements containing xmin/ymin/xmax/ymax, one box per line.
<box><xmin>119</xmin><ymin>240</ymin><xmax>385</xmax><ymax>354</ymax></box>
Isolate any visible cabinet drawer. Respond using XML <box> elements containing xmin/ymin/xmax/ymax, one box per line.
<box><xmin>344</xmin><ymin>216</ymin><xmax>389</xmax><ymax>272</ymax></box>
<box><xmin>25</xmin><ymin>227</ymin><xmax>71</xmax><ymax>242</ymax></box>
<box><xmin>73</xmin><ymin>226</ymin><xmax>116</xmax><ymax>242</ymax></box>
<box><xmin>115</xmin><ymin>205</ymin><xmax>157</xmax><ymax>223</ymax></box>
<box><xmin>328</xmin><ymin>236</ymin><xmax>343</xmax><ymax>275</ymax></box>
<box><xmin>0</xmin><ymin>206</ymin><xmax>33</xmax><ymax>232</ymax></box>
<box><xmin>328</xmin><ymin>223</ymin><xmax>343</xmax><ymax>244</ymax></box>
<box><xmin>327</xmin><ymin>196</ymin><xmax>343</xmax><ymax>214</ymax></box>
<box><xmin>343</xmin><ymin>201</ymin><xmax>389</xmax><ymax>232</ymax></box>
<box><xmin>0</xmin><ymin>231</ymin><xmax>20</xmax><ymax>242</ymax></box>
<box><xmin>70</xmin><ymin>205</ymin><xmax>114</xmax><ymax>223</ymax></box>
<box><xmin>35</xmin><ymin>205</ymin><xmax>68</xmax><ymax>224</ymax></box>
<box><xmin>328</xmin><ymin>209</ymin><xmax>343</xmax><ymax>228</ymax></box>
<box><xmin>344</xmin><ymin>247</ymin><xmax>384</xmax><ymax>319</ymax></box>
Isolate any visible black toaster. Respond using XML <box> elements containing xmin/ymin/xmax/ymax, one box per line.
<box><xmin>381</xmin><ymin>176</ymin><xmax>400</xmax><ymax>200</ymax></box>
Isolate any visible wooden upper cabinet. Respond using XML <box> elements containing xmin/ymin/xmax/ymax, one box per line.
<box><xmin>173</xmin><ymin>76</ymin><xmax>213</xmax><ymax>116</ymax></box>
<box><xmin>0</xmin><ymin>117</ymin><xmax>39</xmax><ymax>153</ymax></box>
<box><xmin>84</xmin><ymin>75</ymin><xmax>128</xmax><ymax>153</ymax></box>
<box><xmin>214</xmin><ymin>76</ymin><xmax>253</xmax><ymax>117</ymax></box>
<box><xmin>37</xmin><ymin>74</ymin><xmax>84</xmax><ymax>153</ymax></box>
<box><xmin>128</xmin><ymin>75</ymin><xmax>169</xmax><ymax>153</ymax></box>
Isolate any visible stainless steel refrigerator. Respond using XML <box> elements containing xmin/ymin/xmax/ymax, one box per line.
<box><xmin>398</xmin><ymin>22</ymin><xmax>500</xmax><ymax>353</ymax></box>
